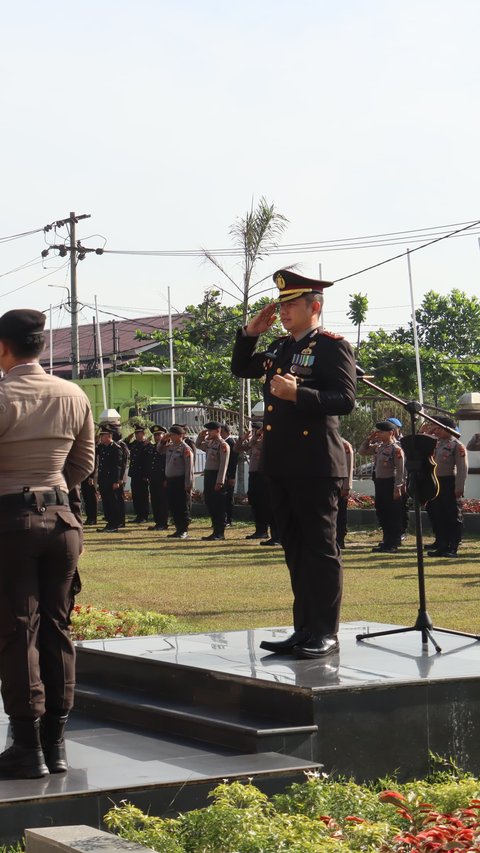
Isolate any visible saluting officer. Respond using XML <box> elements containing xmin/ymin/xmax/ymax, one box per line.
<box><xmin>196</xmin><ymin>420</ymin><xmax>230</xmax><ymax>541</ymax></box>
<box><xmin>126</xmin><ymin>426</ymin><xmax>152</xmax><ymax>523</ymax></box>
<box><xmin>231</xmin><ymin>269</ymin><xmax>356</xmax><ymax>658</ymax></box>
<box><xmin>148</xmin><ymin>425</ymin><xmax>169</xmax><ymax>531</ymax></box>
<box><xmin>220</xmin><ymin>423</ymin><xmax>238</xmax><ymax>527</ymax></box>
<box><xmin>158</xmin><ymin>425</ymin><xmax>194</xmax><ymax>539</ymax></box>
<box><xmin>96</xmin><ymin>426</ymin><xmax>124</xmax><ymax>533</ymax></box>
<box><xmin>358</xmin><ymin>421</ymin><xmax>405</xmax><ymax>552</ymax></box>
<box><xmin>425</xmin><ymin>416</ymin><xmax>468</xmax><ymax>558</ymax></box>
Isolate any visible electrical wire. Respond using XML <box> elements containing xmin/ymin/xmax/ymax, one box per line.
<box><xmin>0</xmin><ymin>263</ymin><xmax>69</xmax><ymax>299</ymax></box>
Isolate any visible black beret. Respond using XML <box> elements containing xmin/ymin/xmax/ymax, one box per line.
<box><xmin>0</xmin><ymin>309</ymin><xmax>46</xmax><ymax>341</ymax></box>
<box><xmin>375</xmin><ymin>421</ymin><xmax>395</xmax><ymax>432</ymax></box>
<box><xmin>204</xmin><ymin>421</ymin><xmax>221</xmax><ymax>430</ymax></box>
<box><xmin>433</xmin><ymin>416</ymin><xmax>457</xmax><ymax>431</ymax></box>
<box><xmin>169</xmin><ymin>425</ymin><xmax>185</xmax><ymax>436</ymax></box>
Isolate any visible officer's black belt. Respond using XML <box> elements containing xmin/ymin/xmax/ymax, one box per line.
<box><xmin>0</xmin><ymin>489</ymin><xmax>70</xmax><ymax>510</ymax></box>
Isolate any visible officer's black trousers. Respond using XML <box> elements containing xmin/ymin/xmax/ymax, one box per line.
<box><xmin>268</xmin><ymin>476</ymin><xmax>343</xmax><ymax>638</ymax></box>
<box><xmin>247</xmin><ymin>471</ymin><xmax>269</xmax><ymax>535</ymax></box>
<box><xmin>374</xmin><ymin>478</ymin><xmax>402</xmax><ymax>547</ymax></box>
<box><xmin>99</xmin><ymin>482</ymin><xmax>122</xmax><ymax>529</ymax></box>
<box><xmin>426</xmin><ymin>475</ymin><xmax>463</xmax><ymax>552</ymax></box>
<box><xmin>150</xmin><ymin>478</ymin><xmax>169</xmax><ymax>527</ymax></box>
<box><xmin>131</xmin><ymin>476</ymin><xmax>150</xmax><ymax>520</ymax></box>
<box><xmin>225</xmin><ymin>482</ymin><xmax>235</xmax><ymax>525</ymax></box>
<box><xmin>167</xmin><ymin>476</ymin><xmax>190</xmax><ymax>533</ymax></box>
<box><xmin>0</xmin><ymin>500</ymin><xmax>80</xmax><ymax>719</ymax></box>
<box><xmin>337</xmin><ymin>495</ymin><xmax>348</xmax><ymax>548</ymax></box>
<box><xmin>81</xmin><ymin>478</ymin><xmax>97</xmax><ymax>522</ymax></box>
<box><xmin>203</xmin><ymin>470</ymin><xmax>226</xmax><ymax>536</ymax></box>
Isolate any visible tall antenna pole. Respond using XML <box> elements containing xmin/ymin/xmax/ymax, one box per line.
<box><xmin>407</xmin><ymin>249</ymin><xmax>424</xmax><ymax>404</ymax></box>
<box><xmin>168</xmin><ymin>286</ymin><xmax>176</xmax><ymax>423</ymax></box>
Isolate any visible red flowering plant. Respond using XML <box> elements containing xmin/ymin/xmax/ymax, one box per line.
<box><xmin>378</xmin><ymin>789</ymin><xmax>480</xmax><ymax>851</ymax></box>
<box><xmin>462</xmin><ymin>499</ymin><xmax>480</xmax><ymax>514</ymax></box>
<box><xmin>70</xmin><ymin>605</ymin><xmax>178</xmax><ymax>641</ymax></box>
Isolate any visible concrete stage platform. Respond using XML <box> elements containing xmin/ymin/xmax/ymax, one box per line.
<box><xmin>1</xmin><ymin>621</ymin><xmax>480</xmax><ymax>843</ymax></box>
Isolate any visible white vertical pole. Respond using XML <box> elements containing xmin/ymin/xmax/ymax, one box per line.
<box><xmin>246</xmin><ymin>379</ymin><xmax>252</xmax><ymax>420</ymax></box>
<box><xmin>168</xmin><ymin>286</ymin><xmax>176</xmax><ymax>423</ymax></box>
<box><xmin>94</xmin><ymin>295</ymin><xmax>108</xmax><ymax>410</ymax></box>
<box><xmin>319</xmin><ymin>262</ymin><xmax>324</xmax><ymax>329</ymax></box>
<box><xmin>407</xmin><ymin>249</ymin><xmax>424</xmax><ymax>404</ymax></box>
<box><xmin>49</xmin><ymin>305</ymin><xmax>53</xmax><ymax>375</ymax></box>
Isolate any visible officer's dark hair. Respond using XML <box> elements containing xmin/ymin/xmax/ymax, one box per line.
<box><xmin>220</xmin><ymin>423</ymin><xmax>231</xmax><ymax>434</ymax></box>
<box><xmin>2</xmin><ymin>334</ymin><xmax>45</xmax><ymax>358</ymax></box>
<box><xmin>303</xmin><ymin>292</ymin><xmax>324</xmax><ymax>311</ymax></box>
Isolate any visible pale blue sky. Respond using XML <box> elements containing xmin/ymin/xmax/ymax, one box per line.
<box><xmin>1</xmin><ymin>0</ymin><xmax>479</xmax><ymax>344</ymax></box>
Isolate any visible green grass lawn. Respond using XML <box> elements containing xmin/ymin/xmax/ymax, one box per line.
<box><xmin>78</xmin><ymin>517</ymin><xmax>480</xmax><ymax>635</ymax></box>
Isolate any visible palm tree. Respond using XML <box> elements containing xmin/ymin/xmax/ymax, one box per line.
<box><xmin>347</xmin><ymin>292</ymin><xmax>369</xmax><ymax>354</ymax></box>
<box><xmin>203</xmin><ymin>197</ymin><xmax>288</xmax><ymax>490</ymax></box>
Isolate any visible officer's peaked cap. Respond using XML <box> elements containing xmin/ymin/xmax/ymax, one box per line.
<box><xmin>273</xmin><ymin>269</ymin><xmax>334</xmax><ymax>303</ymax></box>
<box><xmin>375</xmin><ymin>421</ymin><xmax>395</xmax><ymax>432</ymax></box>
<box><xmin>99</xmin><ymin>425</ymin><xmax>114</xmax><ymax>435</ymax></box>
<box><xmin>0</xmin><ymin>308</ymin><xmax>46</xmax><ymax>341</ymax></box>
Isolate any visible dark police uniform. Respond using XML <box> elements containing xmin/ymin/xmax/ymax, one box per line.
<box><xmin>0</xmin><ymin>308</ymin><xmax>94</xmax><ymax>778</ymax></box>
<box><xmin>236</xmin><ymin>429</ymin><xmax>269</xmax><ymax>538</ymax></box>
<box><xmin>127</xmin><ymin>431</ymin><xmax>152</xmax><ymax>522</ymax></box>
<box><xmin>97</xmin><ymin>431</ymin><xmax>124</xmax><ymax>531</ymax></box>
<box><xmin>223</xmin><ymin>433</ymin><xmax>238</xmax><ymax>526</ymax></box>
<box><xmin>81</xmin><ymin>470</ymin><xmax>97</xmax><ymax>524</ymax></box>
<box><xmin>231</xmin><ymin>270</ymin><xmax>356</xmax><ymax>655</ymax></box>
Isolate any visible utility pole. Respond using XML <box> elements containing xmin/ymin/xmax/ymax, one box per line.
<box><xmin>41</xmin><ymin>212</ymin><xmax>103</xmax><ymax>380</ymax></box>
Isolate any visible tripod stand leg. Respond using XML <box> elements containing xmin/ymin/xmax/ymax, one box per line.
<box><xmin>431</xmin><ymin>626</ymin><xmax>480</xmax><ymax>641</ymax></box>
<box><xmin>423</xmin><ymin>628</ymin><xmax>442</xmax><ymax>653</ymax></box>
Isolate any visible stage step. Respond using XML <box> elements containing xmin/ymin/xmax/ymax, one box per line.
<box><xmin>75</xmin><ymin>644</ymin><xmax>314</xmax><ymax>726</ymax></box>
<box><xmin>74</xmin><ymin>682</ymin><xmax>318</xmax><ymax>758</ymax></box>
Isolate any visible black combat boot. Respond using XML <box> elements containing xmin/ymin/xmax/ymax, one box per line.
<box><xmin>0</xmin><ymin>718</ymin><xmax>49</xmax><ymax>779</ymax></box>
<box><xmin>41</xmin><ymin>714</ymin><xmax>69</xmax><ymax>773</ymax></box>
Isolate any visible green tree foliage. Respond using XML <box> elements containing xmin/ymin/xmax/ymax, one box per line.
<box><xmin>358</xmin><ymin>290</ymin><xmax>480</xmax><ymax>409</ymax></box>
<box><xmin>134</xmin><ymin>290</ymin><xmax>285</xmax><ymax>407</ymax></box>
<box><xmin>394</xmin><ymin>289</ymin><xmax>480</xmax><ymax>355</ymax></box>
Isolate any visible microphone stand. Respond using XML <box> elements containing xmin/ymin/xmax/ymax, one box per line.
<box><xmin>355</xmin><ymin>373</ymin><xmax>480</xmax><ymax>653</ymax></box>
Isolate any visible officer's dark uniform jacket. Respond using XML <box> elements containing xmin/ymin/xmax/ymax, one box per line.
<box><xmin>231</xmin><ymin>327</ymin><xmax>357</xmax><ymax>477</ymax></box>
<box><xmin>127</xmin><ymin>439</ymin><xmax>152</xmax><ymax>479</ymax></box>
<box><xmin>97</xmin><ymin>441</ymin><xmax>123</xmax><ymax>485</ymax></box>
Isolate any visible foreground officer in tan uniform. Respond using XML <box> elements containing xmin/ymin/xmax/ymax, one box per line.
<box><xmin>0</xmin><ymin>309</ymin><xmax>95</xmax><ymax>779</ymax></box>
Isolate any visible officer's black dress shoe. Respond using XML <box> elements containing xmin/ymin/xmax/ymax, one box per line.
<box><xmin>424</xmin><ymin>541</ymin><xmax>438</xmax><ymax>552</ymax></box>
<box><xmin>148</xmin><ymin>524</ymin><xmax>168</xmax><ymax>531</ymax></box>
<box><xmin>84</xmin><ymin>518</ymin><xmax>97</xmax><ymax>525</ymax></box>
<box><xmin>245</xmin><ymin>532</ymin><xmax>268</xmax><ymax>540</ymax></box>
<box><xmin>260</xmin><ymin>538</ymin><xmax>281</xmax><ymax>546</ymax></box>
<box><xmin>202</xmin><ymin>533</ymin><xmax>225</xmax><ymax>541</ymax></box>
<box><xmin>97</xmin><ymin>525</ymin><xmax>118</xmax><ymax>533</ymax></box>
<box><xmin>440</xmin><ymin>550</ymin><xmax>458</xmax><ymax>558</ymax></box>
<box><xmin>168</xmin><ymin>531</ymin><xmax>189</xmax><ymax>539</ymax></box>
<box><xmin>294</xmin><ymin>635</ymin><xmax>340</xmax><ymax>659</ymax></box>
<box><xmin>371</xmin><ymin>544</ymin><xmax>397</xmax><ymax>553</ymax></box>
<box><xmin>427</xmin><ymin>549</ymin><xmax>446</xmax><ymax>557</ymax></box>
<box><xmin>259</xmin><ymin>630</ymin><xmax>308</xmax><ymax>654</ymax></box>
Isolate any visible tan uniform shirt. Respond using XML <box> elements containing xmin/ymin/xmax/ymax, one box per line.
<box><xmin>358</xmin><ymin>438</ymin><xmax>405</xmax><ymax>487</ymax></box>
<box><xmin>235</xmin><ymin>434</ymin><xmax>263</xmax><ymax>473</ymax></box>
<box><xmin>158</xmin><ymin>441</ymin><xmax>194</xmax><ymax>489</ymax></box>
<box><xmin>196</xmin><ymin>435</ymin><xmax>230</xmax><ymax>485</ymax></box>
<box><xmin>0</xmin><ymin>363</ymin><xmax>95</xmax><ymax>496</ymax></box>
<box><xmin>435</xmin><ymin>437</ymin><xmax>468</xmax><ymax>492</ymax></box>
<box><xmin>341</xmin><ymin>439</ymin><xmax>354</xmax><ymax>491</ymax></box>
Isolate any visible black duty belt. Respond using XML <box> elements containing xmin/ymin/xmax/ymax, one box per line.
<box><xmin>0</xmin><ymin>488</ymin><xmax>70</xmax><ymax>511</ymax></box>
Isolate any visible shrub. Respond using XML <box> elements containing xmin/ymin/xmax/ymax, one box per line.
<box><xmin>70</xmin><ymin>605</ymin><xmax>179</xmax><ymax>641</ymax></box>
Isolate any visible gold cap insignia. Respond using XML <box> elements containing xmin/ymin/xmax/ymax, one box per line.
<box><xmin>276</xmin><ymin>274</ymin><xmax>286</xmax><ymax>290</ymax></box>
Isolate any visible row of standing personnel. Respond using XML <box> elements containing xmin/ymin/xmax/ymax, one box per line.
<box><xmin>358</xmin><ymin>416</ymin><xmax>469</xmax><ymax>557</ymax></box>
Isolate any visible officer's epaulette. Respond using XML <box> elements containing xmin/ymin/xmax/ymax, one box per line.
<box><xmin>319</xmin><ymin>330</ymin><xmax>345</xmax><ymax>340</ymax></box>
